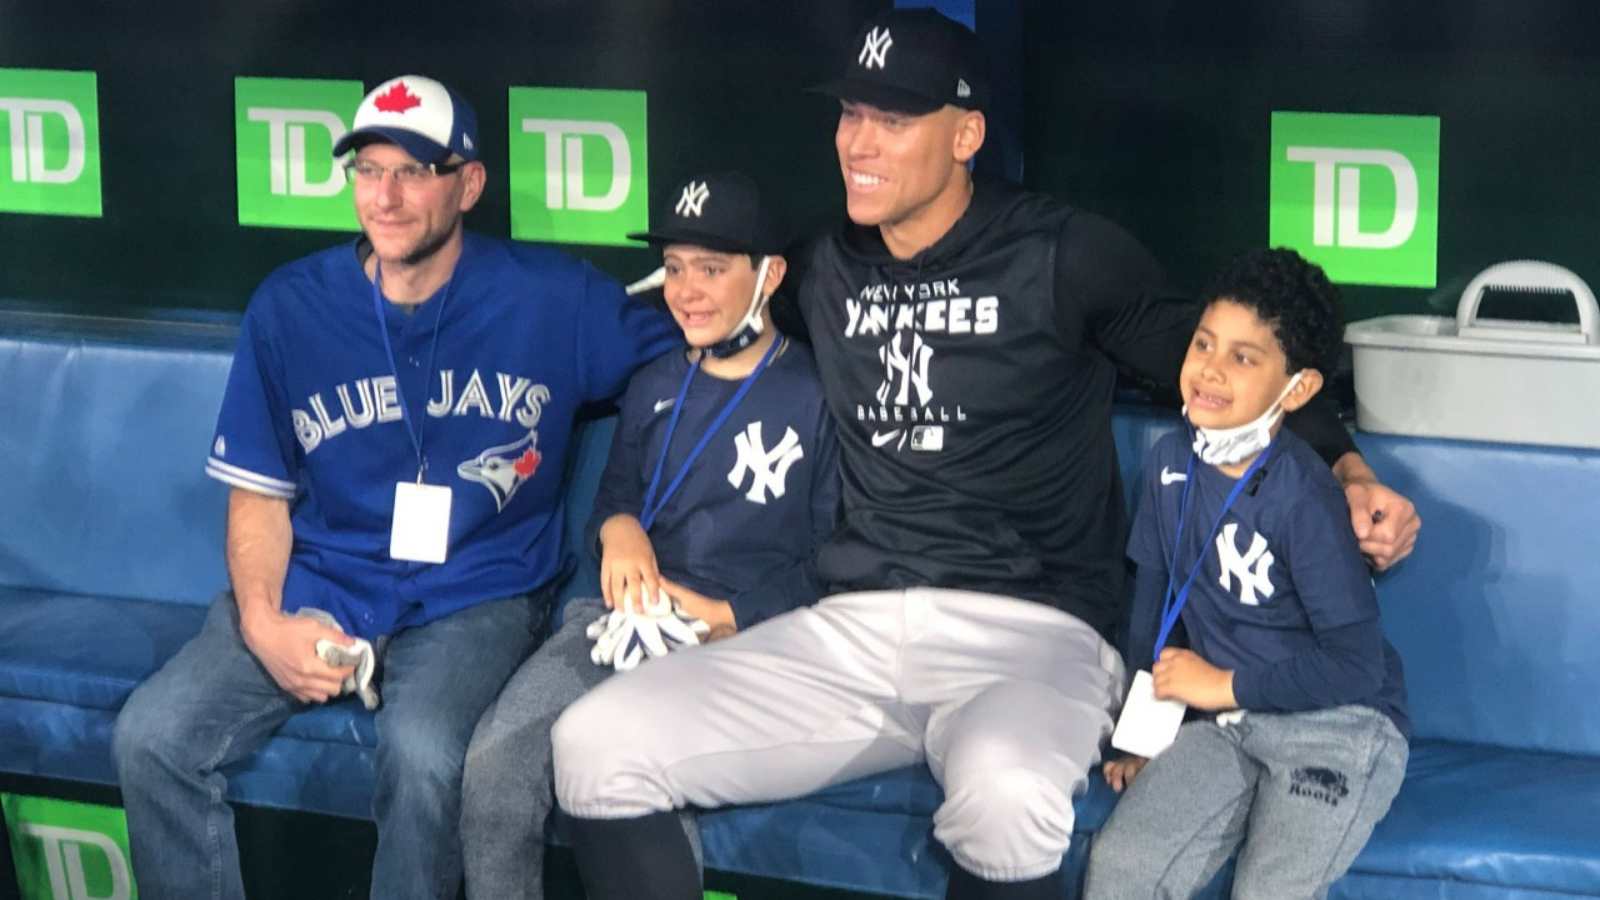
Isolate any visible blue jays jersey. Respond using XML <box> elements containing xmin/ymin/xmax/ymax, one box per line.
<box><xmin>205</xmin><ymin>232</ymin><xmax>677</xmax><ymax>640</ymax></box>
<box><xmin>587</xmin><ymin>338</ymin><xmax>841</xmax><ymax>628</ymax></box>
<box><xmin>1127</xmin><ymin>429</ymin><xmax>1408</xmax><ymax>734</ymax></box>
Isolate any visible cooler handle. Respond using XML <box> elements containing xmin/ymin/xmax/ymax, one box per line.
<box><xmin>1456</xmin><ymin>260</ymin><xmax>1599</xmax><ymax>345</ymax></box>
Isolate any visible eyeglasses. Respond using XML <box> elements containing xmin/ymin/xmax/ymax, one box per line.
<box><xmin>343</xmin><ymin>159</ymin><xmax>466</xmax><ymax>186</ymax></box>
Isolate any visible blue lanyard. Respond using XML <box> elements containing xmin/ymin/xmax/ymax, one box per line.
<box><xmin>370</xmin><ymin>261</ymin><xmax>452</xmax><ymax>482</ymax></box>
<box><xmin>639</xmin><ymin>337</ymin><xmax>783</xmax><ymax>531</ymax></box>
<box><xmin>1151</xmin><ymin>443</ymin><xmax>1275</xmax><ymax>664</ymax></box>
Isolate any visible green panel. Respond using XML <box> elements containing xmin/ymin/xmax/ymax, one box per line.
<box><xmin>508</xmin><ymin>87</ymin><xmax>649</xmax><ymax>247</ymax></box>
<box><xmin>234</xmin><ymin>77</ymin><xmax>364</xmax><ymax>232</ymax></box>
<box><xmin>3</xmin><ymin>793</ymin><xmax>137</xmax><ymax>900</ymax></box>
<box><xmin>1269</xmin><ymin>112</ymin><xmax>1440</xmax><ymax>288</ymax></box>
<box><xmin>0</xmin><ymin>68</ymin><xmax>101</xmax><ymax>218</ymax></box>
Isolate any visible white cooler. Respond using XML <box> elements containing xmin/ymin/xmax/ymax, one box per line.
<box><xmin>1344</xmin><ymin>260</ymin><xmax>1600</xmax><ymax>449</ymax></box>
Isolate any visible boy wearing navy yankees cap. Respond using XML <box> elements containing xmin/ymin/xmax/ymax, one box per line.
<box><xmin>461</xmin><ymin>172</ymin><xmax>839</xmax><ymax>899</ymax></box>
<box><xmin>1086</xmin><ymin>248</ymin><xmax>1409</xmax><ymax>899</ymax></box>
<box><xmin>555</xmin><ymin>10</ymin><xmax>1420</xmax><ymax>900</ymax></box>
<box><xmin>112</xmin><ymin>74</ymin><xmax>677</xmax><ymax>900</ymax></box>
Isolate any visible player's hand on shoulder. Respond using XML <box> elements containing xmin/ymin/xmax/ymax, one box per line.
<box><xmin>240</xmin><ymin>609</ymin><xmax>356</xmax><ymax>704</ymax></box>
<box><xmin>1103</xmin><ymin>755</ymin><xmax>1149</xmax><ymax>793</ymax></box>
<box><xmin>599</xmin><ymin>514</ymin><xmax>660</xmax><ymax>613</ymax></box>
<box><xmin>1344</xmin><ymin>479</ymin><xmax>1421</xmax><ymax>571</ymax></box>
<box><xmin>1334</xmin><ymin>453</ymin><xmax>1421</xmax><ymax>571</ymax></box>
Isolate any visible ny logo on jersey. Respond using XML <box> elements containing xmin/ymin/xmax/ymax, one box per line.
<box><xmin>1216</xmin><ymin>522</ymin><xmax>1276</xmax><ymax>606</ymax></box>
<box><xmin>859</xmin><ymin>26</ymin><xmax>894</xmax><ymax>69</ymax></box>
<box><xmin>675</xmin><ymin>180</ymin><xmax>709</xmax><ymax>218</ymax></box>
<box><xmin>457</xmin><ymin>430</ymin><xmax>542</xmax><ymax>512</ymax></box>
<box><xmin>727</xmin><ymin>422</ymin><xmax>804</xmax><ymax>505</ymax></box>
<box><xmin>876</xmin><ymin>330</ymin><xmax>933</xmax><ymax>407</ymax></box>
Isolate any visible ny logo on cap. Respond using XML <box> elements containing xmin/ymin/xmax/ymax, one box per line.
<box><xmin>675</xmin><ymin>180</ymin><xmax>710</xmax><ymax>217</ymax></box>
<box><xmin>859</xmin><ymin>27</ymin><xmax>894</xmax><ymax>70</ymax></box>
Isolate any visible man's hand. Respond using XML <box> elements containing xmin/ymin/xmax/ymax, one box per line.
<box><xmin>240</xmin><ymin>609</ymin><xmax>354</xmax><ymax>704</ymax></box>
<box><xmin>657</xmin><ymin>577</ymin><xmax>737</xmax><ymax>641</ymax></box>
<box><xmin>599</xmin><ymin>514</ymin><xmax>660</xmax><ymax>613</ymax></box>
<box><xmin>1103</xmin><ymin>755</ymin><xmax>1149</xmax><ymax>793</ymax></box>
<box><xmin>1333</xmin><ymin>452</ymin><xmax>1421</xmax><ymax>571</ymax></box>
<box><xmin>1151</xmin><ymin>648</ymin><xmax>1236</xmax><ymax>711</ymax></box>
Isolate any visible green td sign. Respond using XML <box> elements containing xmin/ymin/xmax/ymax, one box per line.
<box><xmin>509</xmin><ymin>87</ymin><xmax>647</xmax><ymax>246</ymax></box>
<box><xmin>3</xmin><ymin>794</ymin><xmax>137</xmax><ymax>900</ymax></box>
<box><xmin>235</xmin><ymin>77</ymin><xmax>363</xmax><ymax>231</ymax></box>
<box><xmin>1269</xmin><ymin>111</ymin><xmax>1441</xmax><ymax>288</ymax></box>
<box><xmin>0</xmin><ymin>68</ymin><xmax>102</xmax><ymax>218</ymax></box>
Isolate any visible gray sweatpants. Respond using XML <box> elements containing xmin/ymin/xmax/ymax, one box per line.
<box><xmin>460</xmin><ymin>598</ymin><xmax>701</xmax><ymax>900</ymax></box>
<box><xmin>1084</xmin><ymin>705</ymin><xmax>1408</xmax><ymax>900</ymax></box>
<box><xmin>554</xmin><ymin>588</ymin><xmax>1127</xmax><ymax>882</ymax></box>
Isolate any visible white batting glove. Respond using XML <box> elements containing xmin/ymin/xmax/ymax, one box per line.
<box><xmin>587</xmin><ymin>589</ymin><xmax>712</xmax><ymax>672</ymax></box>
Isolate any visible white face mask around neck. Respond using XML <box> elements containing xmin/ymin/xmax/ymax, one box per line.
<box><xmin>1185</xmin><ymin>371</ymin><xmax>1305</xmax><ymax>466</ymax></box>
<box><xmin>703</xmin><ymin>256</ymin><xmax>772</xmax><ymax>359</ymax></box>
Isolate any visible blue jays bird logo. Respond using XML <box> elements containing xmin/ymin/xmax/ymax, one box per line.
<box><xmin>457</xmin><ymin>430</ymin><xmax>542</xmax><ymax>511</ymax></box>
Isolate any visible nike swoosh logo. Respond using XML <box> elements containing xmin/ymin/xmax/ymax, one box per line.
<box><xmin>871</xmin><ymin>429</ymin><xmax>901</xmax><ymax>448</ymax></box>
<box><xmin>1161</xmin><ymin>466</ymin><xmax>1187</xmax><ymax>485</ymax></box>
<box><xmin>653</xmin><ymin>398</ymin><xmax>675</xmax><ymax>414</ymax></box>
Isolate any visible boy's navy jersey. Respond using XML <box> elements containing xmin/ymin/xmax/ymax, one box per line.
<box><xmin>586</xmin><ymin>339</ymin><xmax>841</xmax><ymax>629</ymax></box>
<box><xmin>205</xmin><ymin>231</ymin><xmax>678</xmax><ymax>640</ymax></box>
<box><xmin>1127</xmin><ymin>428</ymin><xmax>1409</xmax><ymax>736</ymax></box>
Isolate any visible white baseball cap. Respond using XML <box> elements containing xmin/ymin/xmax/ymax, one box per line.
<box><xmin>332</xmin><ymin>75</ymin><xmax>479</xmax><ymax>164</ymax></box>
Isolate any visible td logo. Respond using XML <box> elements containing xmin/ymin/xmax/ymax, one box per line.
<box><xmin>0</xmin><ymin>68</ymin><xmax>102</xmax><ymax>218</ymax></box>
<box><xmin>235</xmin><ymin>77</ymin><xmax>363</xmax><ymax>231</ymax></box>
<box><xmin>2</xmin><ymin>794</ymin><xmax>137</xmax><ymax>900</ymax></box>
<box><xmin>1269</xmin><ymin>111</ymin><xmax>1440</xmax><ymax>288</ymax></box>
<box><xmin>509</xmin><ymin>87</ymin><xmax>647</xmax><ymax>246</ymax></box>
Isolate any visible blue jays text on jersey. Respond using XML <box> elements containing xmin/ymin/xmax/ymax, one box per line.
<box><xmin>291</xmin><ymin>369</ymin><xmax>552</xmax><ymax>456</ymax></box>
<box><xmin>204</xmin><ymin>231</ymin><xmax>677</xmax><ymax>640</ymax></box>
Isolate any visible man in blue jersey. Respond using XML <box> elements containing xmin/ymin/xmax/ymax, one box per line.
<box><xmin>461</xmin><ymin>171</ymin><xmax>841</xmax><ymax>899</ymax></box>
<box><xmin>111</xmin><ymin>75</ymin><xmax>676</xmax><ymax>900</ymax></box>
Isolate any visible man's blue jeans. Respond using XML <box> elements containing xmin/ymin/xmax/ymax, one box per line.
<box><xmin>112</xmin><ymin>591</ymin><xmax>544</xmax><ymax>900</ymax></box>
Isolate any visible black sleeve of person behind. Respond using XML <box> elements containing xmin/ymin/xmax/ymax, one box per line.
<box><xmin>1056</xmin><ymin>213</ymin><xmax>1355</xmax><ymax>465</ymax></box>
<box><xmin>770</xmin><ymin>234</ymin><xmax>820</xmax><ymax>344</ymax></box>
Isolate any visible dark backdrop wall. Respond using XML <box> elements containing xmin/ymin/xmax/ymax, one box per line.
<box><xmin>7</xmin><ymin>1</ymin><xmax>1600</xmax><ymax>325</ymax></box>
<box><xmin>1022</xmin><ymin>1</ymin><xmax>1600</xmax><ymax>323</ymax></box>
<box><xmin>0</xmin><ymin>0</ymin><xmax>879</xmax><ymax>313</ymax></box>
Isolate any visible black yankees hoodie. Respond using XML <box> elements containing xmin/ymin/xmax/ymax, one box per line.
<box><xmin>786</xmin><ymin>179</ymin><xmax>1355</xmax><ymax>636</ymax></box>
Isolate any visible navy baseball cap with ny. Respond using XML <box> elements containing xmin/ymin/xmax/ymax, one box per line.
<box><xmin>628</xmin><ymin>171</ymin><xmax>786</xmax><ymax>256</ymax></box>
<box><xmin>811</xmin><ymin>8</ymin><xmax>989</xmax><ymax>116</ymax></box>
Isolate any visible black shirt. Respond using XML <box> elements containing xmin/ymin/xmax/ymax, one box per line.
<box><xmin>786</xmin><ymin>179</ymin><xmax>1354</xmax><ymax>636</ymax></box>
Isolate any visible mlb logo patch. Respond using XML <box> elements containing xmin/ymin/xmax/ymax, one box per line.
<box><xmin>910</xmin><ymin>426</ymin><xmax>944</xmax><ymax>451</ymax></box>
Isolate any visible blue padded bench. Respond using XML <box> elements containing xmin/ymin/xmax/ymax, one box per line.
<box><xmin>2</xmin><ymin>307</ymin><xmax>1598</xmax><ymax>898</ymax></box>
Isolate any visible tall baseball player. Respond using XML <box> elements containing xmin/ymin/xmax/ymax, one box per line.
<box><xmin>460</xmin><ymin>170</ymin><xmax>841</xmax><ymax>899</ymax></box>
<box><xmin>110</xmin><ymin>74</ymin><xmax>676</xmax><ymax>900</ymax></box>
<box><xmin>552</xmin><ymin>10</ymin><xmax>1422</xmax><ymax>900</ymax></box>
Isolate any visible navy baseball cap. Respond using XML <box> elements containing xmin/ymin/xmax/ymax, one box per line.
<box><xmin>810</xmin><ymin>8</ymin><xmax>989</xmax><ymax>116</ymax></box>
<box><xmin>627</xmin><ymin>172</ymin><xmax>786</xmax><ymax>256</ymax></box>
<box><xmin>332</xmin><ymin>75</ymin><xmax>479</xmax><ymax>164</ymax></box>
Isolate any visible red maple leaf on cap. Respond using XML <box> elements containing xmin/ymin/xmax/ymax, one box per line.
<box><xmin>513</xmin><ymin>448</ymin><xmax>542</xmax><ymax>479</ymax></box>
<box><xmin>373</xmin><ymin>82</ymin><xmax>422</xmax><ymax>114</ymax></box>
